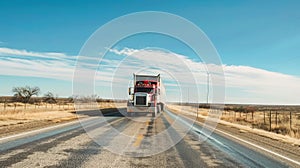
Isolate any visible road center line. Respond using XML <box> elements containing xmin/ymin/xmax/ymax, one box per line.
<box><xmin>133</xmin><ymin>134</ymin><xmax>144</xmax><ymax>147</ymax></box>
<box><xmin>132</xmin><ymin>120</ymin><xmax>150</xmax><ymax>147</ymax></box>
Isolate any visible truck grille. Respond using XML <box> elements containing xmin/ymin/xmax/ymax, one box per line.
<box><xmin>136</xmin><ymin>96</ymin><xmax>147</xmax><ymax>106</ymax></box>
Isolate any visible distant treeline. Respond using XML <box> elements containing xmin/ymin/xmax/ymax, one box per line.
<box><xmin>0</xmin><ymin>96</ymin><xmax>126</xmax><ymax>104</ymax></box>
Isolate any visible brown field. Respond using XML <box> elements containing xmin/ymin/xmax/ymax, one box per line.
<box><xmin>0</xmin><ymin>102</ymin><xmax>125</xmax><ymax>127</ymax></box>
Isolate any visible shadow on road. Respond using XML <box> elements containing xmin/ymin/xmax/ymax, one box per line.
<box><xmin>74</xmin><ymin>108</ymin><xmax>126</xmax><ymax>117</ymax></box>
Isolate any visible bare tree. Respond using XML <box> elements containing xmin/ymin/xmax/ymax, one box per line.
<box><xmin>43</xmin><ymin>92</ymin><xmax>57</xmax><ymax>104</ymax></box>
<box><xmin>12</xmin><ymin>86</ymin><xmax>40</xmax><ymax>106</ymax></box>
<box><xmin>67</xmin><ymin>96</ymin><xmax>74</xmax><ymax>103</ymax></box>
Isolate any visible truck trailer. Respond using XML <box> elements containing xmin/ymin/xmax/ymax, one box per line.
<box><xmin>127</xmin><ymin>74</ymin><xmax>165</xmax><ymax>117</ymax></box>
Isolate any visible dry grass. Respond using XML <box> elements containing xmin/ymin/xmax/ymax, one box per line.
<box><xmin>0</xmin><ymin>111</ymin><xmax>77</xmax><ymax>126</ymax></box>
<box><xmin>0</xmin><ymin>102</ymin><xmax>126</xmax><ymax>127</ymax></box>
<box><xmin>0</xmin><ymin>102</ymin><xmax>75</xmax><ymax>113</ymax></box>
<box><xmin>167</xmin><ymin>104</ymin><xmax>300</xmax><ymax>144</ymax></box>
<box><xmin>220</xmin><ymin>110</ymin><xmax>300</xmax><ymax>139</ymax></box>
<box><xmin>0</xmin><ymin>103</ymin><xmax>77</xmax><ymax>127</ymax></box>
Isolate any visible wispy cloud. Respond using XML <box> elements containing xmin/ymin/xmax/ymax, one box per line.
<box><xmin>0</xmin><ymin>47</ymin><xmax>71</xmax><ymax>60</ymax></box>
<box><xmin>107</xmin><ymin>47</ymin><xmax>138</xmax><ymax>56</ymax></box>
<box><xmin>0</xmin><ymin>47</ymin><xmax>299</xmax><ymax>104</ymax></box>
<box><xmin>0</xmin><ymin>47</ymin><xmax>118</xmax><ymax>87</ymax></box>
<box><xmin>0</xmin><ymin>57</ymin><xmax>74</xmax><ymax>80</ymax></box>
<box><xmin>108</xmin><ymin>48</ymin><xmax>300</xmax><ymax>105</ymax></box>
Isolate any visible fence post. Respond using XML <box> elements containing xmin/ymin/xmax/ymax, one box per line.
<box><xmin>275</xmin><ymin>111</ymin><xmax>278</xmax><ymax>126</ymax></box>
<box><xmin>264</xmin><ymin>111</ymin><xmax>266</xmax><ymax>125</ymax></box>
<box><xmin>234</xmin><ymin>111</ymin><xmax>236</xmax><ymax>120</ymax></box>
<box><xmin>290</xmin><ymin>111</ymin><xmax>292</xmax><ymax>130</ymax></box>
<box><xmin>269</xmin><ymin>110</ymin><xmax>272</xmax><ymax>131</ymax></box>
<box><xmin>4</xmin><ymin>98</ymin><xmax>7</xmax><ymax>111</ymax></box>
<box><xmin>196</xmin><ymin>107</ymin><xmax>199</xmax><ymax>119</ymax></box>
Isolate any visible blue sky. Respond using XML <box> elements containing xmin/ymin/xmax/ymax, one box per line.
<box><xmin>0</xmin><ymin>0</ymin><xmax>299</xmax><ymax>104</ymax></box>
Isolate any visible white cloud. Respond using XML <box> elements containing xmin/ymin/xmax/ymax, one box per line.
<box><xmin>0</xmin><ymin>47</ymin><xmax>299</xmax><ymax>105</ymax></box>
<box><xmin>0</xmin><ymin>47</ymin><xmax>71</xmax><ymax>60</ymax></box>
<box><xmin>107</xmin><ymin>47</ymin><xmax>139</xmax><ymax>56</ymax></box>
<box><xmin>107</xmin><ymin>48</ymin><xmax>300</xmax><ymax>105</ymax></box>
<box><xmin>222</xmin><ymin>65</ymin><xmax>300</xmax><ymax>104</ymax></box>
<box><xmin>0</xmin><ymin>57</ymin><xmax>74</xmax><ymax>80</ymax></box>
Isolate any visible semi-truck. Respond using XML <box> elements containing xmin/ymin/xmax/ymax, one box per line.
<box><xmin>127</xmin><ymin>74</ymin><xmax>165</xmax><ymax>117</ymax></box>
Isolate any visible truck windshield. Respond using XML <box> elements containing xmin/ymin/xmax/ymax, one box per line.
<box><xmin>135</xmin><ymin>88</ymin><xmax>153</xmax><ymax>93</ymax></box>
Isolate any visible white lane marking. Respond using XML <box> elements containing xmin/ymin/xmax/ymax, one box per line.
<box><xmin>0</xmin><ymin>112</ymin><xmax>122</xmax><ymax>142</ymax></box>
<box><xmin>166</xmin><ymin>110</ymin><xmax>226</xmax><ymax>147</ymax></box>
<box><xmin>0</xmin><ymin>119</ymin><xmax>85</xmax><ymax>142</ymax></box>
<box><xmin>168</xmin><ymin>110</ymin><xmax>300</xmax><ymax>166</ymax></box>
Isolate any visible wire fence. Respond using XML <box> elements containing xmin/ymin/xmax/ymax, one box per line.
<box><xmin>0</xmin><ymin>102</ymin><xmax>75</xmax><ymax>112</ymax></box>
<box><xmin>220</xmin><ymin>109</ymin><xmax>300</xmax><ymax>138</ymax></box>
<box><xmin>0</xmin><ymin>97</ymin><xmax>125</xmax><ymax>113</ymax></box>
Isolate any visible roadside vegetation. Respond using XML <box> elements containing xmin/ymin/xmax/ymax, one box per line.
<box><xmin>196</xmin><ymin>104</ymin><xmax>300</xmax><ymax>139</ymax></box>
<box><xmin>0</xmin><ymin>86</ymin><xmax>125</xmax><ymax>130</ymax></box>
<box><xmin>2</xmin><ymin>86</ymin><xmax>300</xmax><ymax>139</ymax></box>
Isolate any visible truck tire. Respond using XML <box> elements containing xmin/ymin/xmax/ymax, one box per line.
<box><xmin>161</xmin><ymin>104</ymin><xmax>164</xmax><ymax>111</ymax></box>
<box><xmin>152</xmin><ymin>112</ymin><xmax>156</xmax><ymax>117</ymax></box>
<box><xmin>152</xmin><ymin>110</ymin><xmax>158</xmax><ymax>117</ymax></box>
<box><xmin>157</xmin><ymin>105</ymin><xmax>161</xmax><ymax>114</ymax></box>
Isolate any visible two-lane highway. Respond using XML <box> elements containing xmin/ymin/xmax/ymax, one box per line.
<box><xmin>0</xmin><ymin>109</ymin><xmax>298</xmax><ymax>167</ymax></box>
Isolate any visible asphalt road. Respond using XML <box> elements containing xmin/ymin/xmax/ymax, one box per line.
<box><xmin>0</xmin><ymin>109</ymin><xmax>298</xmax><ymax>168</ymax></box>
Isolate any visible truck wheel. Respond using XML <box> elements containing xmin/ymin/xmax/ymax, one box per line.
<box><xmin>152</xmin><ymin>110</ymin><xmax>157</xmax><ymax>117</ymax></box>
<box><xmin>152</xmin><ymin>112</ymin><xmax>156</xmax><ymax>117</ymax></box>
<box><xmin>157</xmin><ymin>105</ymin><xmax>161</xmax><ymax>114</ymax></box>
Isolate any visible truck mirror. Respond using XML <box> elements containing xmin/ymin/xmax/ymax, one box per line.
<box><xmin>128</xmin><ymin>87</ymin><xmax>134</xmax><ymax>95</ymax></box>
